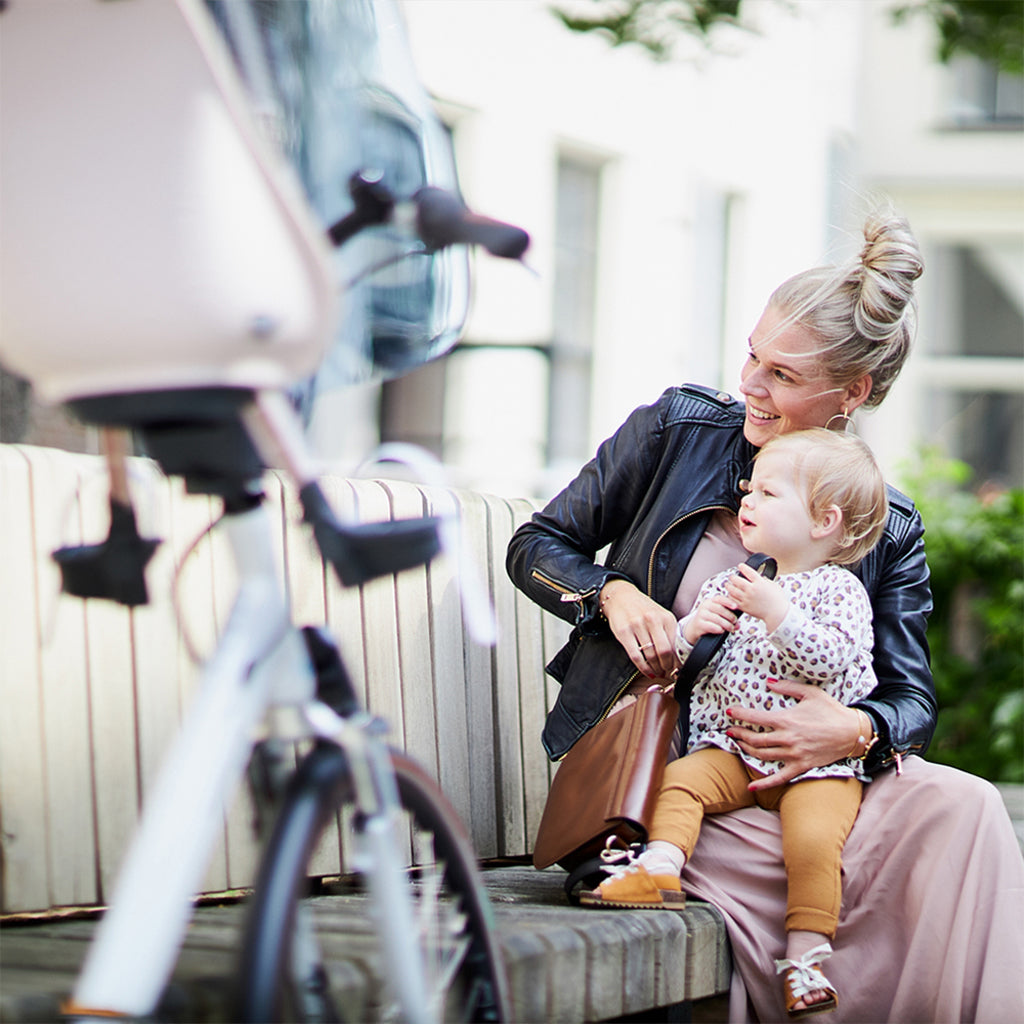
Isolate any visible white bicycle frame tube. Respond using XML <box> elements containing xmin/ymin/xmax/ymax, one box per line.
<box><xmin>71</xmin><ymin>503</ymin><xmax>314</xmax><ymax>1018</ymax></box>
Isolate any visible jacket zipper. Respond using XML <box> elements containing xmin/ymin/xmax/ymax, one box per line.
<box><xmin>529</xmin><ymin>569</ymin><xmax>598</xmax><ymax>607</ymax></box>
<box><xmin>646</xmin><ymin>504</ymin><xmax>734</xmax><ymax>596</ymax></box>
<box><xmin>552</xmin><ymin>671</ymin><xmax>643</xmax><ymax>762</ymax></box>
<box><xmin>881</xmin><ymin>742</ymin><xmax>923</xmax><ymax>775</ymax></box>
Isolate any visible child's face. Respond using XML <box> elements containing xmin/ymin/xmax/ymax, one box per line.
<box><xmin>738</xmin><ymin>450</ymin><xmax>818</xmax><ymax>568</ymax></box>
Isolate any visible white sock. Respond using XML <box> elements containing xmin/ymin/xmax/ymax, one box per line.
<box><xmin>640</xmin><ymin>840</ymin><xmax>685</xmax><ymax>877</ymax></box>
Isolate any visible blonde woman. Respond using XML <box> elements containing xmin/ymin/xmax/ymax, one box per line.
<box><xmin>508</xmin><ymin>208</ymin><xmax>1024</xmax><ymax>1022</ymax></box>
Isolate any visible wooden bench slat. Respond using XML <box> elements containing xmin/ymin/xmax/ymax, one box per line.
<box><xmin>449</xmin><ymin>488</ymin><xmax>499</xmax><ymax>859</ymax></box>
<box><xmin>484</xmin><ymin>492</ymin><xmax>528</xmax><ymax>856</ymax></box>
<box><xmin>0</xmin><ymin>867</ymin><xmax>730</xmax><ymax>1023</ymax></box>
<box><xmin>0</xmin><ymin>446</ymin><xmax>50</xmax><ymax>913</ymax></box>
<box><xmin>131</xmin><ymin>470</ymin><xmax>189</xmax><ymax>826</ymax></box>
<box><xmin>381</xmin><ymin>479</ymin><xmax>440</xmax><ymax>782</ymax></box>
<box><xmin>419</xmin><ymin>482</ymin><xmax>476</xmax><ymax>835</ymax></box>
<box><xmin>27</xmin><ymin>448</ymin><xmax>100</xmax><ymax>909</ymax></box>
<box><xmin>79</xmin><ymin>467</ymin><xmax>141</xmax><ymax>905</ymax></box>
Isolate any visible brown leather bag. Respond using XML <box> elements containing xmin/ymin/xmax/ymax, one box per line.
<box><xmin>531</xmin><ymin>682</ymin><xmax>679</xmax><ymax>878</ymax></box>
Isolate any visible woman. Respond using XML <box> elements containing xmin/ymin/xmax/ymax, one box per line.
<box><xmin>506</xmin><ymin>207</ymin><xmax>1024</xmax><ymax>1023</ymax></box>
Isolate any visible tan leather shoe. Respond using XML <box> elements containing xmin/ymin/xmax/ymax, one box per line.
<box><xmin>578</xmin><ymin>863</ymin><xmax>686</xmax><ymax>910</ymax></box>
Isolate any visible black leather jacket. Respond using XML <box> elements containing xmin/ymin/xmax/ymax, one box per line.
<box><xmin>506</xmin><ymin>384</ymin><xmax>937</xmax><ymax>774</ymax></box>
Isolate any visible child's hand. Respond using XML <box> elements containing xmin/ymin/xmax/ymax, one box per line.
<box><xmin>725</xmin><ymin>562</ymin><xmax>789</xmax><ymax>632</ymax></box>
<box><xmin>682</xmin><ymin>593</ymin><xmax>738</xmax><ymax>644</ymax></box>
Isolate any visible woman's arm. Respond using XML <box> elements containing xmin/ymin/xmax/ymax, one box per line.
<box><xmin>850</xmin><ymin>501</ymin><xmax>937</xmax><ymax>771</ymax></box>
<box><xmin>506</xmin><ymin>392</ymin><xmax>685</xmax><ymax>678</ymax></box>
<box><xmin>506</xmin><ymin>396</ymin><xmax>667</xmax><ymax>631</ymax></box>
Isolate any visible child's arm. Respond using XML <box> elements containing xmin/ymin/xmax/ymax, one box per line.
<box><xmin>723</xmin><ymin>562</ymin><xmax>790</xmax><ymax>632</ymax></box>
<box><xmin>674</xmin><ymin>572</ymin><xmax>735</xmax><ymax>661</ymax></box>
<box><xmin>680</xmin><ymin>593</ymin><xmax>739</xmax><ymax>645</ymax></box>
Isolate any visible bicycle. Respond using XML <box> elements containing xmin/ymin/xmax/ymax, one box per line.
<box><xmin>0</xmin><ymin>1</ymin><xmax>528</xmax><ymax>1021</ymax></box>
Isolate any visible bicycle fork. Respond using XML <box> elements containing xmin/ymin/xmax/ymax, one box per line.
<box><xmin>291</xmin><ymin>695</ymin><xmax>439</xmax><ymax>1024</ymax></box>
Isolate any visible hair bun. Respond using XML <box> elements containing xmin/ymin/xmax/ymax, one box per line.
<box><xmin>855</xmin><ymin>210</ymin><xmax>924</xmax><ymax>343</ymax></box>
<box><xmin>766</xmin><ymin>203</ymin><xmax>923</xmax><ymax>409</ymax></box>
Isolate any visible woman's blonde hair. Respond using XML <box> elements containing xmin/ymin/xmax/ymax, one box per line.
<box><xmin>756</xmin><ymin>428</ymin><xmax>889</xmax><ymax>565</ymax></box>
<box><xmin>769</xmin><ymin>205</ymin><xmax>924</xmax><ymax>408</ymax></box>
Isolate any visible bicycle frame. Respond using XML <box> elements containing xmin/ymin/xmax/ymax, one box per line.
<box><xmin>67</xmin><ymin>486</ymin><xmax>429</xmax><ymax>1021</ymax></box>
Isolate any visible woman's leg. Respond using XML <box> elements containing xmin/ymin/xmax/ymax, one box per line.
<box><xmin>676</xmin><ymin>759</ymin><xmax>1024</xmax><ymax>1024</ymax></box>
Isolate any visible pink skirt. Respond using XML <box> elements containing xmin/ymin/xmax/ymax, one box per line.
<box><xmin>681</xmin><ymin>757</ymin><xmax>1024</xmax><ymax>1023</ymax></box>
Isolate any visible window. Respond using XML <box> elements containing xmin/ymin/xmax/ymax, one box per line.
<box><xmin>548</xmin><ymin>155</ymin><xmax>602</xmax><ymax>470</ymax></box>
<box><xmin>946</xmin><ymin>56</ymin><xmax>1024</xmax><ymax>128</ymax></box>
<box><xmin>922</xmin><ymin>243</ymin><xmax>1024</xmax><ymax>488</ymax></box>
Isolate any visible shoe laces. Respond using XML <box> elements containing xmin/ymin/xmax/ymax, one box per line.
<box><xmin>774</xmin><ymin>942</ymin><xmax>833</xmax><ymax>998</ymax></box>
<box><xmin>598</xmin><ymin>836</ymin><xmax>644</xmax><ymax>880</ymax></box>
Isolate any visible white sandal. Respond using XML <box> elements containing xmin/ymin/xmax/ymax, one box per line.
<box><xmin>774</xmin><ymin>942</ymin><xmax>838</xmax><ymax>1019</ymax></box>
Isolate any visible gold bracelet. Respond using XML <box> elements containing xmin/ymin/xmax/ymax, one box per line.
<box><xmin>845</xmin><ymin>709</ymin><xmax>878</xmax><ymax>760</ymax></box>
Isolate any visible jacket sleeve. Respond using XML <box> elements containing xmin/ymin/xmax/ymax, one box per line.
<box><xmin>854</xmin><ymin>499</ymin><xmax>937</xmax><ymax>774</ymax></box>
<box><xmin>505</xmin><ymin>394</ymin><xmax>670</xmax><ymax>633</ymax></box>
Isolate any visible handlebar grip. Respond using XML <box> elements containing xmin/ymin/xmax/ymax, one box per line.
<box><xmin>414</xmin><ymin>186</ymin><xmax>530</xmax><ymax>259</ymax></box>
<box><xmin>299</xmin><ymin>483</ymin><xmax>442</xmax><ymax>587</ymax></box>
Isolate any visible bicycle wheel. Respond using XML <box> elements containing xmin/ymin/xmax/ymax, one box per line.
<box><xmin>236</xmin><ymin>741</ymin><xmax>511</xmax><ymax>1024</ymax></box>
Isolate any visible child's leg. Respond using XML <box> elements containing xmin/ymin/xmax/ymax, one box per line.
<box><xmin>770</xmin><ymin>776</ymin><xmax>861</xmax><ymax>1016</ymax></box>
<box><xmin>642</xmin><ymin>747</ymin><xmax>755</xmax><ymax>874</ymax></box>
<box><xmin>776</xmin><ymin>777</ymin><xmax>862</xmax><ymax>943</ymax></box>
<box><xmin>581</xmin><ymin>748</ymin><xmax>753</xmax><ymax>910</ymax></box>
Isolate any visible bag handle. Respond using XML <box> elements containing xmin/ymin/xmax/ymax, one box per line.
<box><xmin>564</xmin><ymin>857</ymin><xmax>606</xmax><ymax>903</ymax></box>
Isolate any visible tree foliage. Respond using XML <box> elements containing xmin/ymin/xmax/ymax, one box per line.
<box><xmin>901</xmin><ymin>449</ymin><xmax>1024</xmax><ymax>783</ymax></box>
<box><xmin>892</xmin><ymin>0</ymin><xmax>1024</xmax><ymax>75</ymax></box>
<box><xmin>550</xmin><ymin>0</ymin><xmax>747</xmax><ymax>59</ymax></box>
<box><xmin>553</xmin><ymin>0</ymin><xmax>1024</xmax><ymax>73</ymax></box>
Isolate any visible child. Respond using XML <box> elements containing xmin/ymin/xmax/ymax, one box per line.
<box><xmin>581</xmin><ymin>428</ymin><xmax>889</xmax><ymax>1019</ymax></box>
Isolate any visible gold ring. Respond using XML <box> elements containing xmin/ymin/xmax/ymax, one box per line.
<box><xmin>640</xmin><ymin>642</ymin><xmax>655</xmax><ymax>651</ymax></box>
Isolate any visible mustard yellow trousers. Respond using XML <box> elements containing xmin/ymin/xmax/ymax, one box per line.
<box><xmin>649</xmin><ymin>746</ymin><xmax>862</xmax><ymax>937</ymax></box>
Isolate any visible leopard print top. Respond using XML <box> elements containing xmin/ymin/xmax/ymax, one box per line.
<box><xmin>676</xmin><ymin>562</ymin><xmax>876</xmax><ymax>783</ymax></box>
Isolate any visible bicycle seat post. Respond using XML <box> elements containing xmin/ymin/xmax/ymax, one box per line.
<box><xmin>241</xmin><ymin>390</ymin><xmax>322</xmax><ymax>487</ymax></box>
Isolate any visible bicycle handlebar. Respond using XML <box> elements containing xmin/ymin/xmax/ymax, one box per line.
<box><xmin>327</xmin><ymin>172</ymin><xmax>529</xmax><ymax>260</ymax></box>
<box><xmin>298</xmin><ymin>482</ymin><xmax>442</xmax><ymax>587</ymax></box>
<box><xmin>413</xmin><ymin>186</ymin><xmax>529</xmax><ymax>259</ymax></box>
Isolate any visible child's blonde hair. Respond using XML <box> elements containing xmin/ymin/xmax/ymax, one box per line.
<box><xmin>755</xmin><ymin>428</ymin><xmax>889</xmax><ymax>565</ymax></box>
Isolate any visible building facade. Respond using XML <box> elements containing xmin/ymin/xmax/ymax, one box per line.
<box><xmin>308</xmin><ymin>0</ymin><xmax>1023</xmax><ymax>500</ymax></box>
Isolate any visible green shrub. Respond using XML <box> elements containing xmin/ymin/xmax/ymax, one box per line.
<box><xmin>900</xmin><ymin>449</ymin><xmax>1024</xmax><ymax>782</ymax></box>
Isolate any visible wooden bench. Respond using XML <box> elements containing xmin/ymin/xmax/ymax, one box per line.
<box><xmin>0</xmin><ymin>442</ymin><xmax>732</xmax><ymax>1022</ymax></box>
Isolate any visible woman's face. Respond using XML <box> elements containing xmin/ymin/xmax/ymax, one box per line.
<box><xmin>738</xmin><ymin>304</ymin><xmax>871</xmax><ymax>448</ymax></box>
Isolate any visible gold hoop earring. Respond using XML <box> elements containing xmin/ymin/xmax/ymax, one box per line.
<box><xmin>825</xmin><ymin>408</ymin><xmax>854</xmax><ymax>434</ymax></box>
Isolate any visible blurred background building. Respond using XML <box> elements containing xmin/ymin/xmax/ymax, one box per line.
<box><xmin>312</xmin><ymin>0</ymin><xmax>1024</xmax><ymax>499</ymax></box>
<box><xmin>3</xmin><ymin>0</ymin><xmax>1021</xmax><ymax>501</ymax></box>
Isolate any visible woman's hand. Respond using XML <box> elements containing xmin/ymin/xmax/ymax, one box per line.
<box><xmin>726</xmin><ymin>679</ymin><xmax>862</xmax><ymax>790</ymax></box>
<box><xmin>599</xmin><ymin>579</ymin><xmax>680</xmax><ymax>679</ymax></box>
